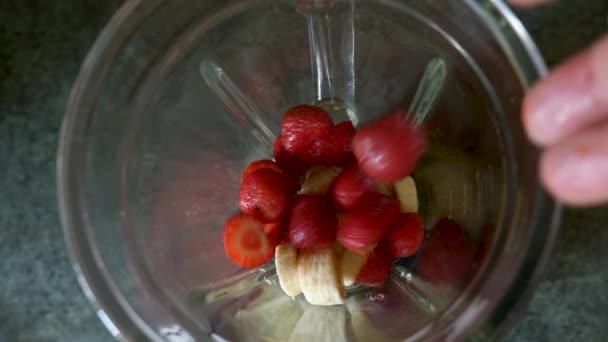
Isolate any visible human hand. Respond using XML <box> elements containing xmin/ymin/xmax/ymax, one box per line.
<box><xmin>512</xmin><ymin>0</ymin><xmax>608</xmax><ymax>206</ymax></box>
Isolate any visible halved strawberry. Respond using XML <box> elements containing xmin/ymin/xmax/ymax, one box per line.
<box><xmin>223</xmin><ymin>213</ymin><xmax>275</xmax><ymax>268</ymax></box>
<box><xmin>303</xmin><ymin>121</ymin><xmax>356</xmax><ymax>166</ymax></box>
<box><xmin>417</xmin><ymin>218</ymin><xmax>476</xmax><ymax>287</ymax></box>
<box><xmin>353</xmin><ymin>111</ymin><xmax>427</xmax><ymax>182</ymax></box>
<box><xmin>264</xmin><ymin>220</ymin><xmax>288</xmax><ymax>247</ymax></box>
<box><xmin>329</xmin><ymin>164</ymin><xmax>377</xmax><ymax>211</ymax></box>
<box><xmin>273</xmin><ymin>135</ymin><xmax>309</xmax><ymax>177</ymax></box>
<box><xmin>337</xmin><ymin>193</ymin><xmax>400</xmax><ymax>254</ymax></box>
<box><xmin>288</xmin><ymin>194</ymin><xmax>338</xmax><ymax>250</ymax></box>
<box><xmin>239</xmin><ymin>168</ymin><xmax>295</xmax><ymax>223</ymax></box>
<box><xmin>242</xmin><ymin>159</ymin><xmax>284</xmax><ymax>183</ymax></box>
<box><xmin>386</xmin><ymin>213</ymin><xmax>425</xmax><ymax>257</ymax></box>
<box><xmin>356</xmin><ymin>239</ymin><xmax>393</xmax><ymax>286</ymax></box>
<box><xmin>281</xmin><ymin>105</ymin><xmax>333</xmax><ymax>154</ymax></box>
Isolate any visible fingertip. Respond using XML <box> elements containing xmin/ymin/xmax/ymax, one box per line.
<box><xmin>540</xmin><ymin>147</ymin><xmax>592</xmax><ymax>207</ymax></box>
<box><xmin>521</xmin><ymin>50</ymin><xmax>600</xmax><ymax>147</ymax></box>
<box><xmin>540</xmin><ymin>125</ymin><xmax>608</xmax><ymax>207</ymax></box>
<box><xmin>522</xmin><ymin>83</ymin><xmax>550</xmax><ymax>146</ymax></box>
<box><xmin>540</xmin><ymin>146</ymin><xmax>573</xmax><ymax>205</ymax></box>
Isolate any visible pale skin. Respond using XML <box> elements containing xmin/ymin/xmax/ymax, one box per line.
<box><xmin>511</xmin><ymin>0</ymin><xmax>608</xmax><ymax>206</ymax></box>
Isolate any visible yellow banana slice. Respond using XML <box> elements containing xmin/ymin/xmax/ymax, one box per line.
<box><xmin>297</xmin><ymin>247</ymin><xmax>345</xmax><ymax>306</ymax></box>
<box><xmin>340</xmin><ymin>249</ymin><xmax>370</xmax><ymax>287</ymax></box>
<box><xmin>299</xmin><ymin>166</ymin><xmax>342</xmax><ymax>195</ymax></box>
<box><xmin>394</xmin><ymin>176</ymin><xmax>418</xmax><ymax>213</ymax></box>
<box><xmin>275</xmin><ymin>243</ymin><xmax>302</xmax><ymax>297</ymax></box>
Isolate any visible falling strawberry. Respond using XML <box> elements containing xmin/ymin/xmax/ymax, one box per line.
<box><xmin>337</xmin><ymin>193</ymin><xmax>400</xmax><ymax>254</ymax></box>
<box><xmin>303</xmin><ymin>121</ymin><xmax>356</xmax><ymax>166</ymax></box>
<box><xmin>239</xmin><ymin>168</ymin><xmax>295</xmax><ymax>223</ymax></box>
<box><xmin>273</xmin><ymin>135</ymin><xmax>309</xmax><ymax>177</ymax></box>
<box><xmin>417</xmin><ymin>218</ymin><xmax>476</xmax><ymax>287</ymax></box>
<box><xmin>281</xmin><ymin>105</ymin><xmax>333</xmax><ymax>154</ymax></box>
<box><xmin>329</xmin><ymin>164</ymin><xmax>378</xmax><ymax>211</ymax></box>
<box><xmin>386</xmin><ymin>213</ymin><xmax>425</xmax><ymax>257</ymax></box>
<box><xmin>355</xmin><ymin>239</ymin><xmax>393</xmax><ymax>286</ymax></box>
<box><xmin>242</xmin><ymin>159</ymin><xmax>285</xmax><ymax>183</ymax></box>
<box><xmin>353</xmin><ymin>111</ymin><xmax>427</xmax><ymax>182</ymax></box>
<box><xmin>223</xmin><ymin>213</ymin><xmax>275</xmax><ymax>268</ymax></box>
<box><xmin>288</xmin><ymin>194</ymin><xmax>338</xmax><ymax>250</ymax></box>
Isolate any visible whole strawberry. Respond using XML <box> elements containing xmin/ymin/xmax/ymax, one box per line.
<box><xmin>273</xmin><ymin>135</ymin><xmax>309</xmax><ymax>177</ymax></box>
<box><xmin>353</xmin><ymin>112</ymin><xmax>426</xmax><ymax>182</ymax></box>
<box><xmin>239</xmin><ymin>168</ymin><xmax>295</xmax><ymax>223</ymax></box>
<box><xmin>337</xmin><ymin>193</ymin><xmax>400</xmax><ymax>254</ymax></box>
<box><xmin>281</xmin><ymin>105</ymin><xmax>333</xmax><ymax>154</ymax></box>
<box><xmin>386</xmin><ymin>213</ymin><xmax>425</xmax><ymax>257</ymax></box>
<box><xmin>303</xmin><ymin>121</ymin><xmax>356</xmax><ymax>166</ymax></box>
<box><xmin>329</xmin><ymin>164</ymin><xmax>378</xmax><ymax>211</ymax></box>
<box><xmin>288</xmin><ymin>194</ymin><xmax>338</xmax><ymax>250</ymax></box>
<box><xmin>417</xmin><ymin>218</ymin><xmax>476</xmax><ymax>287</ymax></box>
<box><xmin>356</xmin><ymin>239</ymin><xmax>394</xmax><ymax>286</ymax></box>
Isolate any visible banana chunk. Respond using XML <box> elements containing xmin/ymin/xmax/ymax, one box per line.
<box><xmin>340</xmin><ymin>249</ymin><xmax>370</xmax><ymax>287</ymax></box>
<box><xmin>298</xmin><ymin>247</ymin><xmax>345</xmax><ymax>306</ymax></box>
<box><xmin>394</xmin><ymin>176</ymin><xmax>418</xmax><ymax>213</ymax></box>
<box><xmin>299</xmin><ymin>166</ymin><xmax>342</xmax><ymax>195</ymax></box>
<box><xmin>275</xmin><ymin>243</ymin><xmax>302</xmax><ymax>297</ymax></box>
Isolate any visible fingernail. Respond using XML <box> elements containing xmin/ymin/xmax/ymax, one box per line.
<box><xmin>523</xmin><ymin>51</ymin><xmax>595</xmax><ymax>146</ymax></box>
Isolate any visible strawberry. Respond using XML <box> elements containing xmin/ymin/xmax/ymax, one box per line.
<box><xmin>353</xmin><ymin>111</ymin><xmax>427</xmax><ymax>182</ymax></box>
<box><xmin>242</xmin><ymin>159</ymin><xmax>285</xmax><ymax>183</ymax></box>
<box><xmin>386</xmin><ymin>213</ymin><xmax>425</xmax><ymax>257</ymax></box>
<box><xmin>353</xmin><ymin>192</ymin><xmax>401</xmax><ymax>218</ymax></box>
<box><xmin>288</xmin><ymin>194</ymin><xmax>338</xmax><ymax>250</ymax></box>
<box><xmin>355</xmin><ymin>239</ymin><xmax>393</xmax><ymax>286</ymax></box>
<box><xmin>281</xmin><ymin>105</ymin><xmax>333</xmax><ymax>154</ymax></box>
<box><xmin>239</xmin><ymin>168</ymin><xmax>295</xmax><ymax>223</ymax></box>
<box><xmin>264</xmin><ymin>220</ymin><xmax>288</xmax><ymax>247</ymax></box>
<box><xmin>417</xmin><ymin>218</ymin><xmax>476</xmax><ymax>287</ymax></box>
<box><xmin>329</xmin><ymin>164</ymin><xmax>378</xmax><ymax>211</ymax></box>
<box><xmin>273</xmin><ymin>135</ymin><xmax>309</xmax><ymax>177</ymax></box>
<box><xmin>303</xmin><ymin>121</ymin><xmax>356</xmax><ymax>166</ymax></box>
<box><xmin>337</xmin><ymin>193</ymin><xmax>400</xmax><ymax>254</ymax></box>
<box><xmin>223</xmin><ymin>213</ymin><xmax>275</xmax><ymax>268</ymax></box>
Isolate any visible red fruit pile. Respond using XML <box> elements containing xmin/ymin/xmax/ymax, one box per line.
<box><xmin>223</xmin><ymin>104</ymin><xmax>428</xmax><ymax>288</ymax></box>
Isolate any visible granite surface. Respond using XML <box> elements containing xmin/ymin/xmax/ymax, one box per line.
<box><xmin>0</xmin><ymin>0</ymin><xmax>607</xmax><ymax>341</ymax></box>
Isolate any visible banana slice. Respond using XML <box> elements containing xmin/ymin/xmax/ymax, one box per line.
<box><xmin>340</xmin><ymin>249</ymin><xmax>370</xmax><ymax>287</ymax></box>
<box><xmin>275</xmin><ymin>243</ymin><xmax>302</xmax><ymax>297</ymax></box>
<box><xmin>288</xmin><ymin>302</ymin><xmax>351</xmax><ymax>342</ymax></box>
<box><xmin>299</xmin><ymin>166</ymin><xmax>342</xmax><ymax>195</ymax></box>
<box><xmin>394</xmin><ymin>176</ymin><xmax>418</xmax><ymax>213</ymax></box>
<box><xmin>298</xmin><ymin>247</ymin><xmax>345</xmax><ymax>306</ymax></box>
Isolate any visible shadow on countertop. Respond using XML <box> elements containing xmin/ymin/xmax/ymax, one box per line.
<box><xmin>0</xmin><ymin>0</ymin><xmax>607</xmax><ymax>341</ymax></box>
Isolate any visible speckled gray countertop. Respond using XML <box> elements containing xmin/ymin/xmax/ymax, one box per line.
<box><xmin>0</xmin><ymin>1</ymin><xmax>607</xmax><ymax>341</ymax></box>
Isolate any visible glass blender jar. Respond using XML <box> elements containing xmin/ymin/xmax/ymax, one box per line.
<box><xmin>58</xmin><ymin>0</ymin><xmax>561</xmax><ymax>340</ymax></box>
